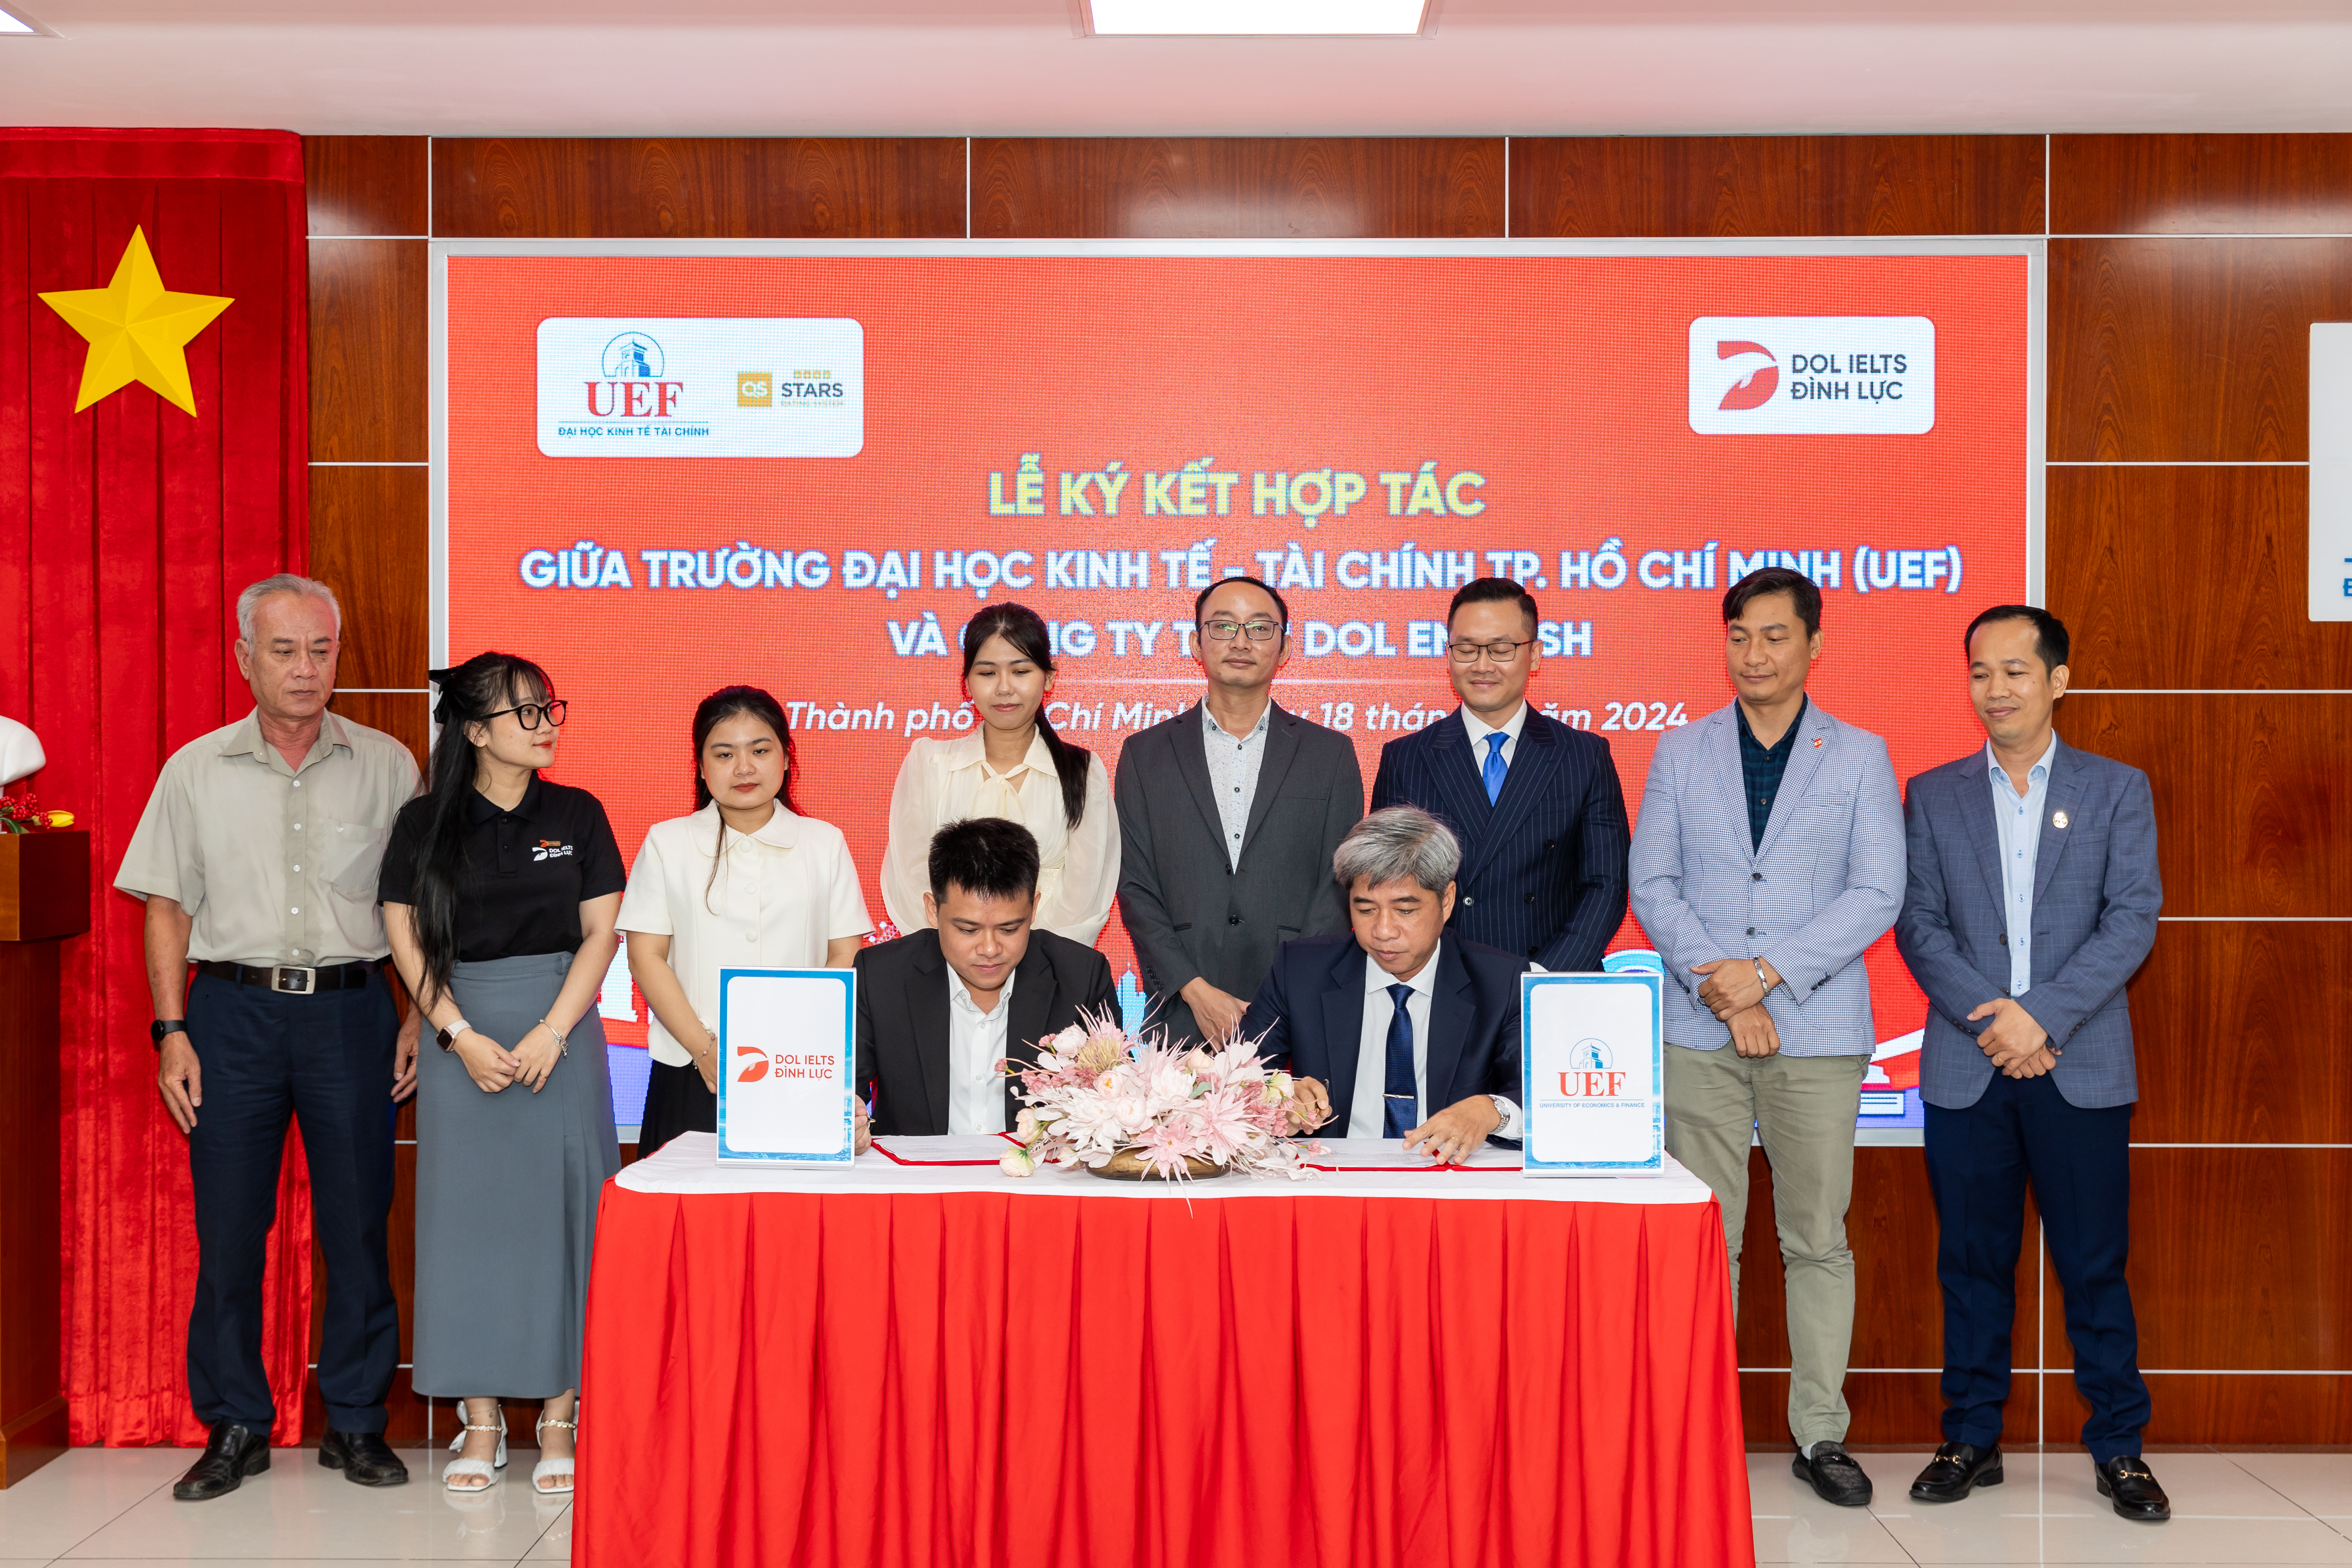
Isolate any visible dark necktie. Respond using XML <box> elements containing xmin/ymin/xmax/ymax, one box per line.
<box><xmin>1383</xmin><ymin>981</ymin><xmax>1417</xmax><ymax>1137</ymax></box>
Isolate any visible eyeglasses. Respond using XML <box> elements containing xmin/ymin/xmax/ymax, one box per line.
<box><xmin>483</xmin><ymin>699</ymin><xmax>568</xmax><ymax>730</ymax></box>
<box><xmin>1447</xmin><ymin>640</ymin><xmax>1527</xmax><ymax>664</ymax></box>
<box><xmin>1202</xmin><ymin>618</ymin><xmax>1283</xmax><ymax>643</ymax></box>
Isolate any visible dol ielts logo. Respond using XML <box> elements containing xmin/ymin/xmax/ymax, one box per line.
<box><xmin>735</xmin><ymin>1046</ymin><xmax>770</xmax><ymax>1084</ymax></box>
<box><xmin>1558</xmin><ymin>1039</ymin><xmax>1629</xmax><ymax>1099</ymax></box>
<box><xmin>1688</xmin><ymin>316</ymin><xmax>1936</xmax><ymax>436</ymax></box>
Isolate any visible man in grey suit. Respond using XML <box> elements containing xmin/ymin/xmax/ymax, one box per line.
<box><xmin>1630</xmin><ymin>566</ymin><xmax>1904</xmax><ymax>1508</ymax></box>
<box><xmin>1115</xmin><ymin>575</ymin><xmax>1364</xmax><ymax>1048</ymax></box>
<box><xmin>1895</xmin><ymin>606</ymin><xmax>2169</xmax><ymax>1522</ymax></box>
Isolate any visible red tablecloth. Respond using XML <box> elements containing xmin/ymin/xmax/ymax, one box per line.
<box><xmin>576</xmin><ymin>1152</ymin><xmax>1751</xmax><ymax>1568</ymax></box>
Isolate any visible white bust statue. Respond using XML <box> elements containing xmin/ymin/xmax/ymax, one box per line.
<box><xmin>0</xmin><ymin>715</ymin><xmax>45</xmax><ymax>787</ymax></box>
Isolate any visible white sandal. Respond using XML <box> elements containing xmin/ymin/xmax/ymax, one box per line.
<box><xmin>443</xmin><ymin>1404</ymin><xmax>507</xmax><ymax>1491</ymax></box>
<box><xmin>532</xmin><ymin>1410</ymin><xmax>576</xmax><ymax>1495</ymax></box>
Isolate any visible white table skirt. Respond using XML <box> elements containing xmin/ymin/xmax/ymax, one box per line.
<box><xmin>617</xmin><ymin>1132</ymin><xmax>1715</xmax><ymax>1205</ymax></box>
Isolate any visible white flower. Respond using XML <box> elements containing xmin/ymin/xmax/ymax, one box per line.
<box><xmin>999</xmin><ymin>1147</ymin><xmax>1036</xmax><ymax>1178</ymax></box>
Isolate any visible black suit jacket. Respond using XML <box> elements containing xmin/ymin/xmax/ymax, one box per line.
<box><xmin>1114</xmin><ymin>701</ymin><xmax>1364</xmax><ymax>1048</ymax></box>
<box><xmin>1237</xmin><ymin>931</ymin><xmax>1527</xmax><ymax>1138</ymax></box>
<box><xmin>852</xmin><ymin>927</ymin><xmax>1117</xmax><ymax>1136</ymax></box>
<box><xmin>1370</xmin><ymin>708</ymin><xmax>1629</xmax><ymax>971</ymax></box>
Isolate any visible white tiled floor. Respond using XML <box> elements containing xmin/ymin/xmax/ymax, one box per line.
<box><xmin>2</xmin><ymin>1445</ymin><xmax>2347</xmax><ymax>1564</ymax></box>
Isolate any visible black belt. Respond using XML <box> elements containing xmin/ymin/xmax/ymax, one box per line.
<box><xmin>196</xmin><ymin>960</ymin><xmax>380</xmax><ymax>995</ymax></box>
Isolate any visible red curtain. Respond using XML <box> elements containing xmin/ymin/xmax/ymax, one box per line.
<box><xmin>0</xmin><ymin>128</ymin><xmax>312</xmax><ymax>1446</ymax></box>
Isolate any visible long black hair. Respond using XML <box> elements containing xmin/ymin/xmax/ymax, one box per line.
<box><xmin>413</xmin><ymin>651</ymin><xmax>552</xmax><ymax>1005</ymax></box>
<box><xmin>692</xmin><ymin>686</ymin><xmax>801</xmax><ymax>910</ymax></box>
<box><xmin>963</xmin><ymin>603</ymin><xmax>1090</xmax><ymax>830</ymax></box>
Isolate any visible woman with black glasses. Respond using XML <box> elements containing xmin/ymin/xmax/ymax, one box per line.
<box><xmin>379</xmin><ymin>653</ymin><xmax>625</xmax><ymax>1497</ymax></box>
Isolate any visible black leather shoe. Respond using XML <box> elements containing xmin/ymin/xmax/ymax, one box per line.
<box><xmin>2096</xmin><ymin>1455</ymin><xmax>2171</xmax><ymax>1522</ymax></box>
<box><xmin>1910</xmin><ymin>1441</ymin><xmax>2003</xmax><ymax>1502</ymax></box>
<box><xmin>172</xmin><ymin>1421</ymin><xmax>269</xmax><ymax>1501</ymax></box>
<box><xmin>319</xmin><ymin>1429</ymin><xmax>410</xmax><ymax>1487</ymax></box>
<box><xmin>1792</xmin><ymin>1441</ymin><xmax>1874</xmax><ymax>1507</ymax></box>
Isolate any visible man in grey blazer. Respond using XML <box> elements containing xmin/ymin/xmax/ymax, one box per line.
<box><xmin>1895</xmin><ymin>606</ymin><xmax>2169</xmax><ymax>1522</ymax></box>
<box><xmin>1115</xmin><ymin>575</ymin><xmax>1363</xmax><ymax>1049</ymax></box>
<box><xmin>1630</xmin><ymin>566</ymin><xmax>1903</xmax><ymax>1508</ymax></box>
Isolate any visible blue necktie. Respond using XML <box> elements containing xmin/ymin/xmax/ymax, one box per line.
<box><xmin>1382</xmin><ymin>982</ymin><xmax>1417</xmax><ymax>1137</ymax></box>
<box><xmin>1482</xmin><ymin>731</ymin><xmax>1508</xmax><ymax>804</ymax></box>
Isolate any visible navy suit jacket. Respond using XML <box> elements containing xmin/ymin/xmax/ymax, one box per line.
<box><xmin>1237</xmin><ymin>932</ymin><xmax>1527</xmax><ymax>1138</ymax></box>
<box><xmin>1370</xmin><ymin>708</ymin><xmax>1630</xmax><ymax>971</ymax></box>
<box><xmin>1896</xmin><ymin>738</ymin><xmax>2160</xmax><ymax>1111</ymax></box>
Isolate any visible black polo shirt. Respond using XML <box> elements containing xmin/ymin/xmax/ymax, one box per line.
<box><xmin>379</xmin><ymin>776</ymin><xmax>626</xmax><ymax>962</ymax></box>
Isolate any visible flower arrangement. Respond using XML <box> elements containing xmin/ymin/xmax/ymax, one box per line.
<box><xmin>0</xmin><ymin>794</ymin><xmax>71</xmax><ymax>835</ymax></box>
<box><xmin>998</xmin><ymin>1014</ymin><xmax>1319</xmax><ymax>1182</ymax></box>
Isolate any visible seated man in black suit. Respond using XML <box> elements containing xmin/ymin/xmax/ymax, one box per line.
<box><xmin>855</xmin><ymin>817</ymin><xmax>1117</xmax><ymax>1135</ymax></box>
<box><xmin>1238</xmin><ymin>805</ymin><xmax>1529</xmax><ymax>1162</ymax></box>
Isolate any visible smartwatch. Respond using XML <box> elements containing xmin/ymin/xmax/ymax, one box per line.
<box><xmin>150</xmin><ymin>1019</ymin><xmax>188</xmax><ymax>1050</ymax></box>
<box><xmin>436</xmin><ymin>1019</ymin><xmax>474</xmax><ymax>1052</ymax></box>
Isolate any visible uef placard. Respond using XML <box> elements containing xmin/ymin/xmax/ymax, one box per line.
<box><xmin>1521</xmin><ymin>972</ymin><xmax>1664</xmax><ymax>1177</ymax></box>
<box><xmin>714</xmin><ymin>968</ymin><xmax>856</xmax><ymax>1165</ymax></box>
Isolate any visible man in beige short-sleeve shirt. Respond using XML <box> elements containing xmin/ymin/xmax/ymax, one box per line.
<box><xmin>114</xmin><ymin>574</ymin><xmax>420</xmax><ymax>1501</ymax></box>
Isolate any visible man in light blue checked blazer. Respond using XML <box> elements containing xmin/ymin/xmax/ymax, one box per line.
<box><xmin>1630</xmin><ymin>567</ymin><xmax>1904</xmax><ymax>1510</ymax></box>
<box><xmin>1895</xmin><ymin>606</ymin><xmax>2170</xmax><ymax>1523</ymax></box>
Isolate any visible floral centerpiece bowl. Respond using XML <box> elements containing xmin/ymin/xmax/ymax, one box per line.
<box><xmin>998</xmin><ymin>1013</ymin><xmax>1317</xmax><ymax>1184</ymax></box>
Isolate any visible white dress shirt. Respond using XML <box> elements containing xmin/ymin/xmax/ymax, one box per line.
<box><xmin>882</xmin><ymin>731</ymin><xmax>1118</xmax><ymax>943</ymax></box>
<box><xmin>947</xmin><ymin>967</ymin><xmax>1016</xmax><ymax>1134</ymax></box>
<box><xmin>1199</xmin><ymin>701</ymin><xmax>1272</xmax><ymax>869</ymax></box>
<box><xmin>1458</xmin><ymin>700</ymin><xmax>1529</xmax><ymax>770</ymax></box>
<box><xmin>616</xmin><ymin>803</ymin><xmax>873</xmax><ymax>1066</ymax></box>
<box><xmin>1347</xmin><ymin>947</ymin><xmax>1523</xmax><ymax>1140</ymax></box>
<box><xmin>1987</xmin><ymin>734</ymin><xmax>2058</xmax><ymax>1000</ymax></box>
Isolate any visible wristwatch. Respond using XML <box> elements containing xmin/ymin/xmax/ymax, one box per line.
<box><xmin>436</xmin><ymin>1018</ymin><xmax>473</xmax><ymax>1052</ymax></box>
<box><xmin>150</xmin><ymin>1019</ymin><xmax>188</xmax><ymax>1050</ymax></box>
<box><xmin>1752</xmin><ymin>958</ymin><xmax>1773</xmax><ymax>995</ymax></box>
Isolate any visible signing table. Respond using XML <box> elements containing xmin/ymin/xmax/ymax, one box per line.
<box><xmin>577</xmin><ymin>1133</ymin><xmax>1752</xmax><ymax>1568</ymax></box>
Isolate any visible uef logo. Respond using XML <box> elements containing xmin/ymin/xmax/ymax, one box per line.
<box><xmin>601</xmin><ymin>332</ymin><xmax>664</xmax><ymax>379</ymax></box>
<box><xmin>1558</xmin><ymin>1038</ymin><xmax>1628</xmax><ymax>1099</ymax></box>
<box><xmin>1715</xmin><ymin>341</ymin><xmax>1779</xmax><ymax>411</ymax></box>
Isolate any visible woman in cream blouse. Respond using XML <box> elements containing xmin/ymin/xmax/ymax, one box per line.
<box><xmin>882</xmin><ymin>603</ymin><xmax>1117</xmax><ymax>944</ymax></box>
<box><xmin>619</xmin><ymin>685</ymin><xmax>873</xmax><ymax>1156</ymax></box>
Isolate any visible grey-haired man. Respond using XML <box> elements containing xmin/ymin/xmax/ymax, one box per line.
<box><xmin>116</xmin><ymin>575</ymin><xmax>420</xmax><ymax>1500</ymax></box>
<box><xmin>1238</xmin><ymin>806</ymin><xmax>1528</xmax><ymax>1162</ymax></box>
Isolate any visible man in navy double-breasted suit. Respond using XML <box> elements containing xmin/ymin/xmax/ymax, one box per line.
<box><xmin>1369</xmin><ymin>578</ymin><xmax>1629</xmax><ymax>971</ymax></box>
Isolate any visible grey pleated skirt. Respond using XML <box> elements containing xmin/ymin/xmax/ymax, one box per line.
<box><xmin>413</xmin><ymin>951</ymin><xmax>620</xmax><ymax>1399</ymax></box>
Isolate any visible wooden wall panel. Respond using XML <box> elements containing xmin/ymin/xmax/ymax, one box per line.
<box><xmin>2058</xmin><ymin>694</ymin><xmax>2349</xmax><ymax>917</ymax></box>
<box><xmin>1741</xmin><ymin>1372</ymin><xmax>2036</xmax><ymax>1448</ymax></box>
<box><xmin>432</xmin><ymin>138</ymin><xmax>965</xmax><ymax>239</ymax></box>
<box><xmin>2127</xmin><ymin>922</ymin><xmax>2352</xmax><ymax>1145</ymax></box>
<box><xmin>2049</xmin><ymin>237</ymin><xmax>2352</xmax><ymax>462</ymax></box>
<box><xmin>308</xmin><ymin>239</ymin><xmax>427</xmax><ymax>464</ymax></box>
<box><xmin>309</xmin><ymin>466</ymin><xmax>428</xmax><ymax>692</ymax></box>
<box><xmin>2086</xmin><ymin>1151</ymin><xmax>2352</xmax><ymax>1376</ymax></box>
<box><xmin>1509</xmin><ymin>136</ymin><xmax>2043</xmax><ymax>239</ymax></box>
<box><xmin>326</xmin><ymin>692</ymin><xmax>428</xmax><ymax>771</ymax></box>
<box><xmin>2053</xmin><ymin>134</ymin><xmax>2352</xmax><ymax>237</ymax></box>
<box><xmin>972</xmin><ymin>138</ymin><xmax>1503</xmax><ymax>239</ymax></box>
<box><xmin>303</xmin><ymin>136</ymin><xmax>428</xmax><ymax>237</ymax></box>
<box><xmin>2048</xmin><ymin>465</ymin><xmax>2352</xmax><ymax>691</ymax></box>
<box><xmin>2059</xmin><ymin>1373</ymin><xmax>2352</xmax><ymax>1448</ymax></box>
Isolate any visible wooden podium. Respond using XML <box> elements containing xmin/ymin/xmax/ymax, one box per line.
<box><xmin>0</xmin><ymin>829</ymin><xmax>85</xmax><ymax>1486</ymax></box>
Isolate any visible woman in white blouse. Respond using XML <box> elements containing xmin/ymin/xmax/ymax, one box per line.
<box><xmin>620</xmin><ymin>686</ymin><xmax>873</xmax><ymax>1156</ymax></box>
<box><xmin>882</xmin><ymin>603</ymin><xmax>1117</xmax><ymax>944</ymax></box>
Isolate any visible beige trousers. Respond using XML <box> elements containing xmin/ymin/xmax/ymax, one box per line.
<box><xmin>1663</xmin><ymin>1042</ymin><xmax>1869</xmax><ymax>1449</ymax></box>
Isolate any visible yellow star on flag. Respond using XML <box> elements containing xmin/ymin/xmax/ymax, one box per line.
<box><xmin>39</xmin><ymin>227</ymin><xmax>233</xmax><ymax>417</ymax></box>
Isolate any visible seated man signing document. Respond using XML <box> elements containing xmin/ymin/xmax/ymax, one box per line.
<box><xmin>1238</xmin><ymin>806</ymin><xmax>1528</xmax><ymax>1162</ymax></box>
<box><xmin>855</xmin><ymin>817</ymin><xmax>1117</xmax><ymax>1136</ymax></box>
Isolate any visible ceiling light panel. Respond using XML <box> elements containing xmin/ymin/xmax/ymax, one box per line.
<box><xmin>1088</xmin><ymin>0</ymin><xmax>1428</xmax><ymax>36</ymax></box>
